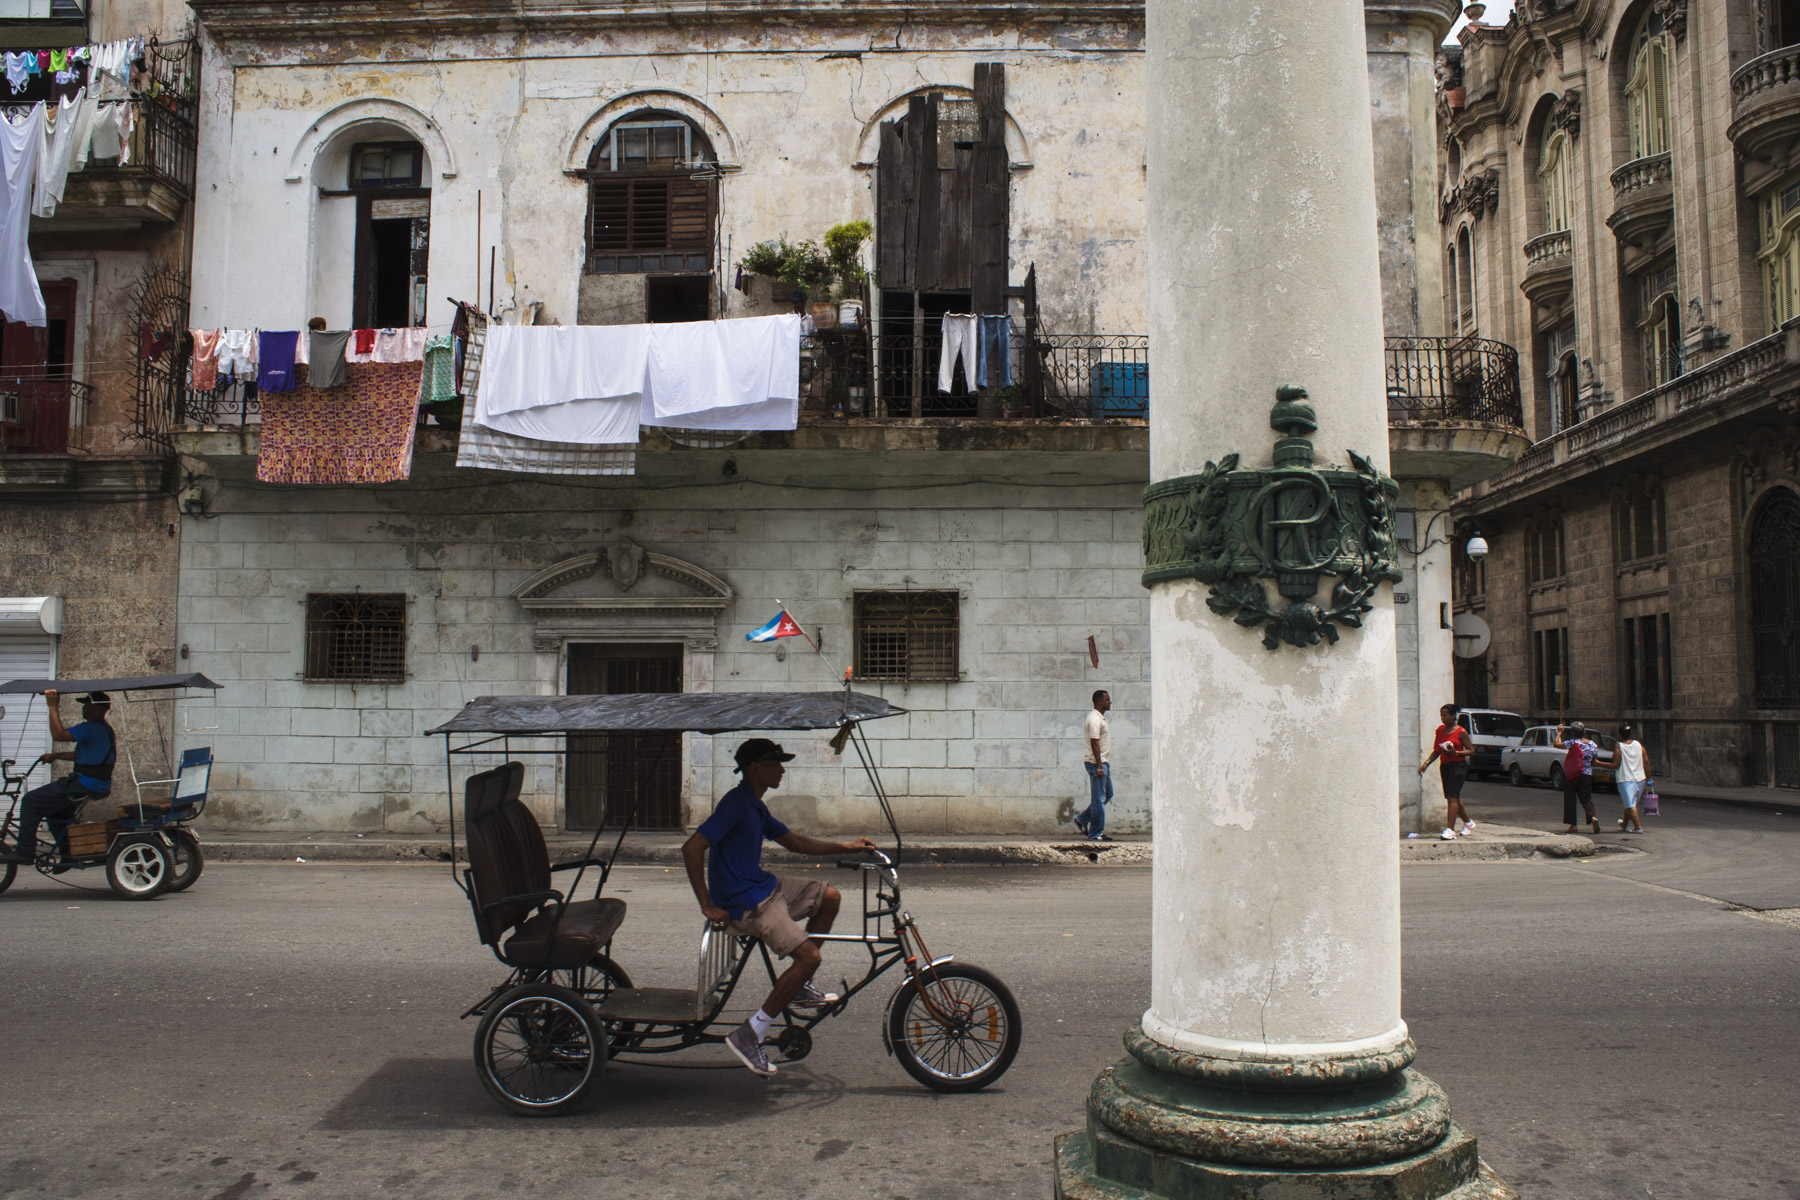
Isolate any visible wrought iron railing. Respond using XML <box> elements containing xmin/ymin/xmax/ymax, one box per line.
<box><xmin>1383</xmin><ymin>336</ymin><xmax>1524</xmax><ymax>427</ymax></box>
<box><xmin>0</xmin><ymin>375</ymin><xmax>94</xmax><ymax>455</ymax></box>
<box><xmin>77</xmin><ymin>37</ymin><xmax>198</xmax><ymax>198</ymax></box>
<box><xmin>803</xmin><ymin>329</ymin><xmax>1148</xmax><ymax>420</ymax></box>
<box><xmin>176</xmin><ymin>379</ymin><xmax>261</xmax><ymax>428</ymax></box>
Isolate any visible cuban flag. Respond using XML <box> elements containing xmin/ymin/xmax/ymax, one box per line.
<box><xmin>747</xmin><ymin>610</ymin><xmax>804</xmax><ymax>643</ymax></box>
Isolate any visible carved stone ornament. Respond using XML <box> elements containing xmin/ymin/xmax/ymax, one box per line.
<box><xmin>607</xmin><ymin>537</ymin><xmax>647</xmax><ymax>591</ymax></box>
<box><xmin>1654</xmin><ymin>0</ymin><xmax>1687</xmax><ymax>40</ymax></box>
<box><xmin>1140</xmin><ymin>386</ymin><xmax>1404</xmax><ymax>650</ymax></box>
<box><xmin>1550</xmin><ymin>89</ymin><xmax>1582</xmax><ymax>140</ymax></box>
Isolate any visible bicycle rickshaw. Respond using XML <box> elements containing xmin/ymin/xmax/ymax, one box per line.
<box><xmin>0</xmin><ymin>673</ymin><xmax>219</xmax><ymax>899</ymax></box>
<box><xmin>427</xmin><ymin>688</ymin><xmax>1022</xmax><ymax>1116</ymax></box>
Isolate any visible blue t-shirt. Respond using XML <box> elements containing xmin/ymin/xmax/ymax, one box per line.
<box><xmin>69</xmin><ymin>720</ymin><xmax>114</xmax><ymax>794</ymax></box>
<box><xmin>695</xmin><ymin>783</ymin><xmax>790</xmax><ymax>919</ymax></box>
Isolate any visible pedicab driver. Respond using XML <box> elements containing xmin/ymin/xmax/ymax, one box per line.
<box><xmin>2</xmin><ymin>689</ymin><xmax>115</xmax><ymax>863</ymax></box>
<box><xmin>681</xmin><ymin>737</ymin><xmax>877</xmax><ymax>1077</ymax></box>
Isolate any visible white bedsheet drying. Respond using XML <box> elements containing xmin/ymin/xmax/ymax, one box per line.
<box><xmin>476</xmin><ymin>324</ymin><xmax>651</xmax><ymax>417</ymax></box>
<box><xmin>642</xmin><ymin>314</ymin><xmax>801</xmax><ymax>422</ymax></box>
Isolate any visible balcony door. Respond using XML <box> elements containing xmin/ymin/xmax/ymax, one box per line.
<box><xmin>1</xmin><ymin>281</ymin><xmax>76</xmax><ymax>452</ymax></box>
<box><xmin>565</xmin><ymin>643</ymin><xmax>684</xmax><ymax>830</ymax></box>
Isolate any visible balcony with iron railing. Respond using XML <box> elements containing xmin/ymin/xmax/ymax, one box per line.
<box><xmin>0</xmin><ymin>373</ymin><xmax>92</xmax><ymax>456</ymax></box>
<box><xmin>1383</xmin><ymin>336</ymin><xmax>1530</xmax><ymax>489</ymax></box>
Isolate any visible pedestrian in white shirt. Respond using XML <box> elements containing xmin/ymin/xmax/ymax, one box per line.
<box><xmin>1614</xmin><ymin>725</ymin><xmax>1649</xmax><ymax>834</ymax></box>
<box><xmin>1077</xmin><ymin>691</ymin><xmax>1113</xmax><ymax>842</ymax></box>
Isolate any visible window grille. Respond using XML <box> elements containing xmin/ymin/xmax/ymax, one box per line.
<box><xmin>305</xmin><ymin>594</ymin><xmax>407</xmax><ymax>682</ymax></box>
<box><xmin>854</xmin><ymin>590</ymin><xmax>960</xmax><ymax>682</ymax></box>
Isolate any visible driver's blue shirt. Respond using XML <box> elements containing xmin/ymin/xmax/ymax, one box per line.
<box><xmin>696</xmin><ymin>783</ymin><xmax>789</xmax><ymax>920</ymax></box>
<box><xmin>68</xmin><ymin>720</ymin><xmax>114</xmax><ymax>794</ymax></box>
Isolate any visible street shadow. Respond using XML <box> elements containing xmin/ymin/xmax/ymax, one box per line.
<box><xmin>315</xmin><ymin>1057</ymin><xmax>851</xmax><ymax>1131</ymax></box>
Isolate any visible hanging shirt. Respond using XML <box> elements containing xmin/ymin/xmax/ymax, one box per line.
<box><xmin>0</xmin><ymin>103</ymin><xmax>47</xmax><ymax>326</ymax></box>
<box><xmin>256</xmin><ymin>330</ymin><xmax>301</xmax><ymax>393</ymax></box>
<box><xmin>217</xmin><ymin>328</ymin><xmax>258</xmax><ymax>381</ymax></box>
<box><xmin>353</xmin><ymin>328</ymin><xmax>376</xmax><ymax>356</ymax></box>
<box><xmin>189</xmin><ymin>329</ymin><xmax>222</xmax><ymax>391</ymax></box>
<box><xmin>306</xmin><ymin>329</ymin><xmax>352</xmax><ymax>389</ymax></box>
<box><xmin>5</xmin><ymin>53</ymin><xmax>31</xmax><ymax>95</ymax></box>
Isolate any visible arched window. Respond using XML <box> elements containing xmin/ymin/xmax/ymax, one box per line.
<box><xmin>584</xmin><ymin>111</ymin><xmax>717</xmax><ymax>278</ymax></box>
<box><xmin>1538</xmin><ymin>129</ymin><xmax>1572</xmax><ymax>235</ymax></box>
<box><xmin>1455</xmin><ymin>226</ymin><xmax>1477</xmax><ymax>334</ymax></box>
<box><xmin>1751</xmin><ymin>491</ymin><xmax>1800</xmax><ymax>707</ymax></box>
<box><xmin>1644</xmin><ymin>293</ymin><xmax>1682</xmax><ymax>387</ymax></box>
<box><xmin>1625</xmin><ymin>11</ymin><xmax>1671</xmax><ymax>161</ymax></box>
<box><xmin>1760</xmin><ymin>176</ymin><xmax>1800</xmax><ymax>334</ymax></box>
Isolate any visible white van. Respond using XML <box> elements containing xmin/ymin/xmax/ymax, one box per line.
<box><xmin>1453</xmin><ymin>708</ymin><xmax>1527</xmax><ymax>779</ymax></box>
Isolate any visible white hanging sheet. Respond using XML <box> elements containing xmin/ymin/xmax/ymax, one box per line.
<box><xmin>476</xmin><ymin>324</ymin><xmax>651</xmax><ymax>417</ymax></box>
<box><xmin>642</xmin><ymin>314</ymin><xmax>800</xmax><ymax>421</ymax></box>
<box><xmin>34</xmin><ymin>89</ymin><xmax>95</xmax><ymax>218</ymax></box>
<box><xmin>0</xmin><ymin>103</ymin><xmax>46</xmax><ymax>326</ymax></box>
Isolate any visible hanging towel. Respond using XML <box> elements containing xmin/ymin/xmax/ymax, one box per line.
<box><xmin>307</xmin><ymin>330</ymin><xmax>352</xmax><ymax>389</ymax></box>
<box><xmin>257</xmin><ymin>362</ymin><xmax>422</xmax><ymax>484</ymax></box>
<box><xmin>189</xmin><ymin>329</ymin><xmax>222</xmax><ymax>391</ymax></box>
<box><xmin>256</xmin><ymin>331</ymin><xmax>300</xmax><ymax>393</ymax></box>
<box><xmin>938</xmin><ymin>314</ymin><xmax>978</xmax><ymax>393</ymax></box>
<box><xmin>419</xmin><ymin>335</ymin><xmax>457</xmax><ymax>404</ymax></box>
<box><xmin>976</xmin><ymin>314</ymin><xmax>1013</xmax><ymax>389</ymax></box>
<box><xmin>371</xmin><ymin>327</ymin><xmax>427</xmax><ymax>363</ymax></box>
<box><xmin>34</xmin><ymin>89</ymin><xmax>95</xmax><ymax>218</ymax></box>
<box><xmin>475</xmin><ymin>324</ymin><xmax>652</xmax><ymax>418</ymax></box>
<box><xmin>0</xmin><ymin>103</ymin><xmax>47</xmax><ymax>326</ymax></box>
<box><xmin>639</xmin><ymin>314</ymin><xmax>802</xmax><ymax>432</ymax></box>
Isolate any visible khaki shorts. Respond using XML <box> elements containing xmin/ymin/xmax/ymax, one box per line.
<box><xmin>730</xmin><ymin>875</ymin><xmax>826</xmax><ymax>958</ymax></box>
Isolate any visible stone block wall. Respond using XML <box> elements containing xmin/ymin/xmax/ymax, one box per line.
<box><xmin>176</xmin><ymin>477</ymin><xmax>1150</xmax><ymax>835</ymax></box>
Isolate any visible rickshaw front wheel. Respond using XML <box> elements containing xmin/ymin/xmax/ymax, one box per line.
<box><xmin>106</xmin><ymin>836</ymin><xmax>173</xmax><ymax>900</ymax></box>
<box><xmin>475</xmin><ymin>983</ymin><xmax>606</xmax><ymax>1117</ymax></box>
<box><xmin>167</xmin><ymin>831</ymin><xmax>204</xmax><ymax>892</ymax></box>
<box><xmin>0</xmin><ymin>861</ymin><xmax>14</xmax><ymax>895</ymax></box>
<box><xmin>887</xmin><ymin>963</ymin><xmax>1022</xmax><ymax>1093</ymax></box>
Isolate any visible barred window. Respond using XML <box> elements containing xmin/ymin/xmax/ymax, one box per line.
<box><xmin>854</xmin><ymin>590</ymin><xmax>960</xmax><ymax>682</ymax></box>
<box><xmin>305</xmin><ymin>594</ymin><xmax>406</xmax><ymax>682</ymax></box>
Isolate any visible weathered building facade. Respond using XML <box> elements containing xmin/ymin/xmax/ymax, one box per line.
<box><xmin>0</xmin><ymin>0</ymin><xmax>196</xmax><ymax>787</ymax></box>
<box><xmin>1446</xmin><ymin>0</ymin><xmax>1800</xmax><ymax>786</ymax></box>
<box><xmin>151</xmin><ymin>0</ymin><xmax>1511</xmax><ymax>836</ymax></box>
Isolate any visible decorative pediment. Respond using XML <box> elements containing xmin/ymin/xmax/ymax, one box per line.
<box><xmin>512</xmin><ymin>540</ymin><xmax>734</xmax><ymax>623</ymax></box>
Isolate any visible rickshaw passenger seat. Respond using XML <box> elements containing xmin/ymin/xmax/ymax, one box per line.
<box><xmin>463</xmin><ymin>761</ymin><xmax>626</xmax><ymax>968</ymax></box>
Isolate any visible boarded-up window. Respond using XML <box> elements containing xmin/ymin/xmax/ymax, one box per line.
<box><xmin>854</xmin><ymin>590</ymin><xmax>959</xmax><ymax>682</ymax></box>
<box><xmin>305</xmin><ymin>594</ymin><xmax>406</xmax><ymax>682</ymax></box>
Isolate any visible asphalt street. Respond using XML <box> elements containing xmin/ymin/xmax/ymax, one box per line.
<box><xmin>2</xmin><ymin>799</ymin><xmax>1796</xmax><ymax>1200</ymax></box>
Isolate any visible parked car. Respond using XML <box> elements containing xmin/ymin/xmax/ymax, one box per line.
<box><xmin>1453</xmin><ymin>708</ymin><xmax>1527</xmax><ymax>778</ymax></box>
<box><xmin>1502</xmin><ymin>725</ymin><xmax>1618</xmax><ymax>789</ymax></box>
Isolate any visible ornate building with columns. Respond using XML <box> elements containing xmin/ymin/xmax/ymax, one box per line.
<box><xmin>1447</xmin><ymin>0</ymin><xmax>1800</xmax><ymax>786</ymax></box>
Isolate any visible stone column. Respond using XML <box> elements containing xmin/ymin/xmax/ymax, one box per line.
<box><xmin>1055</xmin><ymin>1</ymin><xmax>1511</xmax><ymax>1196</ymax></box>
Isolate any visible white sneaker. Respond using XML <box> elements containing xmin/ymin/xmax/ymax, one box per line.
<box><xmin>1441</xmin><ymin>827</ymin><xmax>1457</xmax><ymax>841</ymax></box>
<box><xmin>1460</xmin><ymin>821</ymin><xmax>1475</xmax><ymax>836</ymax></box>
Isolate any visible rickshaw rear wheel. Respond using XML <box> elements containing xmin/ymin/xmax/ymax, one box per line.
<box><xmin>555</xmin><ymin>953</ymin><xmax>640</xmax><ymax>1052</ymax></box>
<box><xmin>167</xmin><ymin>830</ymin><xmax>204</xmax><ymax>892</ymax></box>
<box><xmin>105</xmin><ymin>836</ymin><xmax>173</xmax><ymax>900</ymax></box>
<box><xmin>888</xmin><ymin>963</ymin><xmax>1021</xmax><ymax>1093</ymax></box>
<box><xmin>0</xmin><ymin>862</ymin><xmax>14</xmax><ymax>895</ymax></box>
<box><xmin>475</xmin><ymin>983</ymin><xmax>606</xmax><ymax>1117</ymax></box>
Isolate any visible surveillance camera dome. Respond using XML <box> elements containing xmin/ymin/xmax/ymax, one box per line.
<box><xmin>1466</xmin><ymin>534</ymin><xmax>1489</xmax><ymax>562</ymax></box>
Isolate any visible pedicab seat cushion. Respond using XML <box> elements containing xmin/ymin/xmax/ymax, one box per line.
<box><xmin>503</xmin><ymin>897</ymin><xmax>628</xmax><ymax>969</ymax></box>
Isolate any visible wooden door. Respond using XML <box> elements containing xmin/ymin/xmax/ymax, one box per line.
<box><xmin>566</xmin><ymin>643</ymin><xmax>684</xmax><ymax>830</ymax></box>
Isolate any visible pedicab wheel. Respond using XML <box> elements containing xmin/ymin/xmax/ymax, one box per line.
<box><xmin>106</xmin><ymin>835</ymin><xmax>173</xmax><ymax>900</ymax></box>
<box><xmin>474</xmin><ymin>983</ymin><xmax>606</xmax><ymax>1117</ymax></box>
<box><xmin>555</xmin><ymin>954</ymin><xmax>638</xmax><ymax>1052</ymax></box>
<box><xmin>1508</xmin><ymin>764</ymin><xmax>1525</xmax><ymax>788</ymax></box>
<box><xmin>0</xmin><ymin>861</ymin><xmax>14</xmax><ymax>895</ymax></box>
<box><xmin>887</xmin><ymin>963</ymin><xmax>1021</xmax><ymax>1093</ymax></box>
<box><xmin>167</xmin><ymin>830</ymin><xmax>204</xmax><ymax>893</ymax></box>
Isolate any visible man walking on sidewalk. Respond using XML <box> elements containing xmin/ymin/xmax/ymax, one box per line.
<box><xmin>1077</xmin><ymin>690</ymin><xmax>1114</xmax><ymax>841</ymax></box>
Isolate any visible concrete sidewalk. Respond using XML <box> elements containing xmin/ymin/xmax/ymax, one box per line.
<box><xmin>1644</xmin><ymin>779</ymin><xmax>1799</xmax><ymax>814</ymax></box>
<box><xmin>193</xmin><ymin>822</ymin><xmax>1610</xmax><ymax>865</ymax></box>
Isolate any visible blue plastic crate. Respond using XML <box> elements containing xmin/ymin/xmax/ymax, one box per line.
<box><xmin>1089</xmin><ymin>362</ymin><xmax>1149</xmax><ymax>416</ymax></box>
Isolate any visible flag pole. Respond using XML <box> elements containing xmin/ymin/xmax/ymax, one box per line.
<box><xmin>773</xmin><ymin>598</ymin><xmax>844</xmax><ymax>683</ymax></box>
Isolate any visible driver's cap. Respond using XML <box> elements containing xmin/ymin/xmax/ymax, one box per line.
<box><xmin>733</xmin><ymin>738</ymin><xmax>795</xmax><ymax>773</ymax></box>
<box><xmin>82</xmin><ymin>691</ymin><xmax>111</xmax><ymax>707</ymax></box>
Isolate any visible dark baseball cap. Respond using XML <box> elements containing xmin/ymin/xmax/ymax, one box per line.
<box><xmin>733</xmin><ymin>738</ymin><xmax>795</xmax><ymax>773</ymax></box>
<box><xmin>82</xmin><ymin>692</ymin><xmax>111</xmax><ymax>706</ymax></box>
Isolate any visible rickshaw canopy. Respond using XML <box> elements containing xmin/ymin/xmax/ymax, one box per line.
<box><xmin>425</xmin><ymin>690</ymin><xmax>904</xmax><ymax>738</ymax></box>
<box><xmin>0</xmin><ymin>672</ymin><xmax>221</xmax><ymax>695</ymax></box>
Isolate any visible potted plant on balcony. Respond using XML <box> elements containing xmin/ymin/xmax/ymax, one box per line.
<box><xmin>824</xmin><ymin>219</ymin><xmax>872</xmax><ymax>327</ymax></box>
<box><xmin>740</xmin><ymin>236</ymin><xmax>835</xmax><ymax>322</ymax></box>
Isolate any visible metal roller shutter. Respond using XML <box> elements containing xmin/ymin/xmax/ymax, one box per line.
<box><xmin>0</xmin><ymin>633</ymin><xmax>56</xmax><ymax>814</ymax></box>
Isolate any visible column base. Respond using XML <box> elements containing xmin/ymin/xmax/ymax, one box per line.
<box><xmin>1054</xmin><ymin>1124</ymin><xmax>1519</xmax><ymax>1200</ymax></box>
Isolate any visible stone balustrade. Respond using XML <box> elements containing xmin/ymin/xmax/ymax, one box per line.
<box><xmin>1611</xmin><ymin>151</ymin><xmax>1672</xmax><ymax>199</ymax></box>
<box><xmin>1523</xmin><ymin>229</ymin><xmax>1573</xmax><ymax>266</ymax></box>
<box><xmin>1729</xmin><ymin>43</ymin><xmax>1800</xmax><ymax>161</ymax></box>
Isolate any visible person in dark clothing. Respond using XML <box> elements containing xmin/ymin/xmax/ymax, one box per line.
<box><xmin>2</xmin><ymin>689</ymin><xmax>116</xmax><ymax>862</ymax></box>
